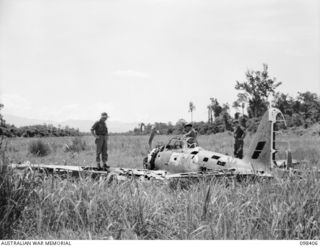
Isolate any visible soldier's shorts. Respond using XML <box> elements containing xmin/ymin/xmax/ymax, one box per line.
<box><xmin>234</xmin><ymin>139</ymin><xmax>244</xmax><ymax>159</ymax></box>
<box><xmin>95</xmin><ymin>135</ymin><xmax>108</xmax><ymax>163</ymax></box>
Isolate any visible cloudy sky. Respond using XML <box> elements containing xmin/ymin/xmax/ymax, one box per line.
<box><xmin>0</xmin><ymin>0</ymin><xmax>319</xmax><ymax>124</ymax></box>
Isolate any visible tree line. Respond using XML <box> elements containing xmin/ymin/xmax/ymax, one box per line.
<box><xmin>130</xmin><ymin>64</ymin><xmax>320</xmax><ymax>135</ymax></box>
<box><xmin>0</xmin><ymin>106</ymin><xmax>81</xmax><ymax>138</ymax></box>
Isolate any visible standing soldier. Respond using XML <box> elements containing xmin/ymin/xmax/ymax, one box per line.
<box><xmin>233</xmin><ymin>119</ymin><xmax>246</xmax><ymax>159</ymax></box>
<box><xmin>91</xmin><ymin>112</ymin><xmax>109</xmax><ymax>170</ymax></box>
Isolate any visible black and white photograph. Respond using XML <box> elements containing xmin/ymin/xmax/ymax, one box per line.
<box><xmin>0</xmin><ymin>0</ymin><xmax>320</xmax><ymax>243</ymax></box>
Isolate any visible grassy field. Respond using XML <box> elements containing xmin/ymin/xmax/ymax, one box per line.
<box><xmin>1</xmin><ymin>132</ymin><xmax>320</xmax><ymax>239</ymax></box>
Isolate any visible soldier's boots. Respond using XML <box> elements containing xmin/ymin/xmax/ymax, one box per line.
<box><xmin>103</xmin><ymin>163</ymin><xmax>110</xmax><ymax>171</ymax></box>
<box><xmin>97</xmin><ymin>163</ymin><xmax>102</xmax><ymax>171</ymax></box>
<box><xmin>97</xmin><ymin>163</ymin><xmax>110</xmax><ymax>171</ymax></box>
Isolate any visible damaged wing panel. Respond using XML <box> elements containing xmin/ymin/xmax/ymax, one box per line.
<box><xmin>9</xmin><ymin>161</ymin><xmax>265</xmax><ymax>182</ymax></box>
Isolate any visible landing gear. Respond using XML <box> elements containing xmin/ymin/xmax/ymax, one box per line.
<box><xmin>143</xmin><ymin>148</ymin><xmax>161</xmax><ymax>170</ymax></box>
<box><xmin>143</xmin><ymin>157</ymin><xmax>149</xmax><ymax>169</ymax></box>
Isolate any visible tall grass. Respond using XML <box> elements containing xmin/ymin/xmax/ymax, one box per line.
<box><xmin>7</xmin><ymin>171</ymin><xmax>320</xmax><ymax>240</ymax></box>
<box><xmin>0</xmin><ymin>137</ymin><xmax>38</xmax><ymax>239</ymax></box>
<box><xmin>64</xmin><ymin>137</ymin><xmax>88</xmax><ymax>153</ymax></box>
<box><xmin>28</xmin><ymin>139</ymin><xmax>51</xmax><ymax>156</ymax></box>
<box><xmin>3</xmin><ymin>133</ymin><xmax>320</xmax><ymax>239</ymax></box>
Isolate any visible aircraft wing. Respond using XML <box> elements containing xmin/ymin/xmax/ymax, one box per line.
<box><xmin>9</xmin><ymin>162</ymin><xmax>273</xmax><ymax>182</ymax></box>
<box><xmin>9</xmin><ymin>162</ymin><xmax>169</xmax><ymax>181</ymax></box>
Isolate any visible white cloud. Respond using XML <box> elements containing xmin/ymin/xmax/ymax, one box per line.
<box><xmin>113</xmin><ymin>69</ymin><xmax>150</xmax><ymax>79</ymax></box>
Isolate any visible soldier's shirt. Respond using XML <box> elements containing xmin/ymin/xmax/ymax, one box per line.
<box><xmin>91</xmin><ymin>120</ymin><xmax>108</xmax><ymax>136</ymax></box>
<box><xmin>184</xmin><ymin>128</ymin><xmax>198</xmax><ymax>145</ymax></box>
<box><xmin>234</xmin><ymin>126</ymin><xmax>245</xmax><ymax>139</ymax></box>
<box><xmin>184</xmin><ymin>128</ymin><xmax>197</xmax><ymax>139</ymax></box>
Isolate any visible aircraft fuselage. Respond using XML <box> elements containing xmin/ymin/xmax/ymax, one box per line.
<box><xmin>151</xmin><ymin>146</ymin><xmax>252</xmax><ymax>174</ymax></box>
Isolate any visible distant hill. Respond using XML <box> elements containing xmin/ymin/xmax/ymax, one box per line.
<box><xmin>3</xmin><ymin>114</ymin><xmax>138</xmax><ymax>133</ymax></box>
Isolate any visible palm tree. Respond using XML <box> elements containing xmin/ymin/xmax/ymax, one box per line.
<box><xmin>139</xmin><ymin>123</ymin><xmax>145</xmax><ymax>134</ymax></box>
<box><xmin>207</xmin><ymin>105</ymin><xmax>213</xmax><ymax>124</ymax></box>
<box><xmin>188</xmin><ymin>102</ymin><xmax>196</xmax><ymax>122</ymax></box>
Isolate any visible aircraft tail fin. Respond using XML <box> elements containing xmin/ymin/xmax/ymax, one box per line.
<box><xmin>244</xmin><ymin>108</ymin><xmax>285</xmax><ymax>175</ymax></box>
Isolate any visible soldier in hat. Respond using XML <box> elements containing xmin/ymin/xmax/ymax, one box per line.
<box><xmin>183</xmin><ymin>122</ymin><xmax>198</xmax><ymax>147</ymax></box>
<box><xmin>233</xmin><ymin>119</ymin><xmax>246</xmax><ymax>159</ymax></box>
<box><xmin>91</xmin><ymin>112</ymin><xmax>109</xmax><ymax>170</ymax></box>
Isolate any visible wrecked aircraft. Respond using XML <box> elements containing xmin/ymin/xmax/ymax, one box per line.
<box><xmin>143</xmin><ymin>107</ymin><xmax>298</xmax><ymax>177</ymax></box>
<box><xmin>9</xmin><ymin>108</ymin><xmax>313</xmax><ymax>182</ymax></box>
